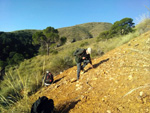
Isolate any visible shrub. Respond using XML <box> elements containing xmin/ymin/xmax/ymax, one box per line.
<box><xmin>80</xmin><ymin>41</ymin><xmax>89</xmax><ymax>47</ymax></box>
<box><xmin>91</xmin><ymin>48</ymin><xmax>104</xmax><ymax>58</ymax></box>
<box><xmin>50</xmin><ymin>50</ymin><xmax>58</xmax><ymax>55</ymax></box>
<box><xmin>97</xmin><ymin>31</ymin><xmax>109</xmax><ymax>41</ymax></box>
<box><xmin>136</xmin><ymin>18</ymin><xmax>150</xmax><ymax>34</ymax></box>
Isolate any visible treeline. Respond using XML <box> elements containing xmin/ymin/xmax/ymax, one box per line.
<box><xmin>0</xmin><ymin>31</ymin><xmax>39</xmax><ymax>69</ymax></box>
<box><xmin>97</xmin><ymin>18</ymin><xmax>135</xmax><ymax>41</ymax></box>
<box><xmin>0</xmin><ymin>27</ymin><xmax>67</xmax><ymax>73</ymax></box>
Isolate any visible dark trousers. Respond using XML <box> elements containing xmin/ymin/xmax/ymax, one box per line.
<box><xmin>77</xmin><ymin>60</ymin><xmax>90</xmax><ymax>80</ymax></box>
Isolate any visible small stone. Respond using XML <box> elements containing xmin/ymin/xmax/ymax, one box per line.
<box><xmin>115</xmin><ymin>80</ymin><xmax>118</xmax><ymax>84</ymax></box>
<box><xmin>106</xmin><ymin>110</ymin><xmax>111</xmax><ymax>113</ymax></box>
<box><xmin>135</xmin><ymin>44</ymin><xmax>139</xmax><ymax>46</ymax></box>
<box><xmin>146</xmin><ymin>38</ymin><xmax>150</xmax><ymax>44</ymax></box>
<box><xmin>128</xmin><ymin>75</ymin><xmax>133</xmax><ymax>80</ymax></box>
<box><xmin>92</xmin><ymin>77</ymin><xmax>98</xmax><ymax>80</ymax></box>
<box><xmin>76</xmin><ymin>84</ymin><xmax>80</xmax><ymax>87</ymax></box>
<box><xmin>80</xmin><ymin>95</ymin><xmax>85</xmax><ymax>100</ymax></box>
<box><xmin>55</xmin><ymin>85</ymin><xmax>60</xmax><ymax>88</ymax></box>
<box><xmin>71</xmin><ymin>78</ymin><xmax>77</xmax><ymax>83</ymax></box>
<box><xmin>140</xmin><ymin>91</ymin><xmax>144</xmax><ymax>97</ymax></box>
<box><xmin>76</xmin><ymin>86</ymin><xmax>82</xmax><ymax>90</ymax></box>
<box><xmin>102</xmin><ymin>98</ymin><xmax>105</xmax><ymax>102</ymax></box>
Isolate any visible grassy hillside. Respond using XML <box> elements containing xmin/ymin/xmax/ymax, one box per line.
<box><xmin>33</xmin><ymin>30</ymin><xmax>150</xmax><ymax>113</ymax></box>
<box><xmin>2</xmin><ymin>29</ymin><xmax>150</xmax><ymax>113</ymax></box>
<box><xmin>58</xmin><ymin>22</ymin><xmax>112</xmax><ymax>42</ymax></box>
<box><xmin>0</xmin><ymin>18</ymin><xmax>150</xmax><ymax>112</ymax></box>
<box><xmin>0</xmin><ymin>31</ymin><xmax>140</xmax><ymax>112</ymax></box>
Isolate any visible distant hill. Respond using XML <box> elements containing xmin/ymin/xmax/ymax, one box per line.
<box><xmin>58</xmin><ymin>22</ymin><xmax>112</xmax><ymax>42</ymax></box>
<box><xmin>10</xmin><ymin>22</ymin><xmax>112</xmax><ymax>43</ymax></box>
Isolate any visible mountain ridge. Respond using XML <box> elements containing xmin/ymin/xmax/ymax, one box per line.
<box><xmin>58</xmin><ymin>22</ymin><xmax>112</xmax><ymax>42</ymax></box>
<box><xmin>11</xmin><ymin>22</ymin><xmax>112</xmax><ymax>43</ymax></box>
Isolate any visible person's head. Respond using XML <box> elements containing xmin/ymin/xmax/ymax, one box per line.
<box><xmin>46</xmin><ymin>70</ymin><xmax>49</xmax><ymax>73</ymax></box>
<box><xmin>86</xmin><ymin>47</ymin><xmax>91</xmax><ymax>54</ymax></box>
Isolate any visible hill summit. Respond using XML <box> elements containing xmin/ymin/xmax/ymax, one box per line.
<box><xmin>58</xmin><ymin>22</ymin><xmax>112</xmax><ymax>42</ymax></box>
<box><xmin>31</xmin><ymin>31</ymin><xmax>150</xmax><ymax>113</ymax></box>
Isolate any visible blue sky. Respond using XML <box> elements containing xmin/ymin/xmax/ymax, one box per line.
<box><xmin>0</xmin><ymin>0</ymin><xmax>150</xmax><ymax>32</ymax></box>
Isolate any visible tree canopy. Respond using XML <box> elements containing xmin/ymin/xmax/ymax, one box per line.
<box><xmin>0</xmin><ymin>31</ymin><xmax>38</xmax><ymax>68</ymax></box>
<box><xmin>97</xmin><ymin>18</ymin><xmax>135</xmax><ymax>40</ymax></box>
<box><xmin>32</xmin><ymin>27</ymin><xmax>59</xmax><ymax>55</ymax></box>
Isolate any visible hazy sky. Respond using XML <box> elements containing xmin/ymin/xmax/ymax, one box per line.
<box><xmin>0</xmin><ymin>0</ymin><xmax>150</xmax><ymax>32</ymax></box>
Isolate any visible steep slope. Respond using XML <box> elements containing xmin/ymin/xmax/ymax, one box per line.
<box><xmin>32</xmin><ymin>31</ymin><xmax>150</xmax><ymax>113</ymax></box>
<box><xmin>58</xmin><ymin>22</ymin><xmax>112</xmax><ymax>42</ymax></box>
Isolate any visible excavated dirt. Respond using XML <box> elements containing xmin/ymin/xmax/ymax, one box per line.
<box><xmin>32</xmin><ymin>31</ymin><xmax>150</xmax><ymax>113</ymax></box>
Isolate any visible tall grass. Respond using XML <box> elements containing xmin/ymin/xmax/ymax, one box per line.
<box><xmin>0</xmin><ymin>64</ymin><xmax>45</xmax><ymax>112</ymax></box>
<box><xmin>135</xmin><ymin>12</ymin><xmax>150</xmax><ymax>34</ymax></box>
<box><xmin>0</xmin><ymin>70</ymin><xmax>30</xmax><ymax>112</ymax></box>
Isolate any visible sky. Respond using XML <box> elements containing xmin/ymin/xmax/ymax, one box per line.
<box><xmin>0</xmin><ymin>0</ymin><xmax>150</xmax><ymax>32</ymax></box>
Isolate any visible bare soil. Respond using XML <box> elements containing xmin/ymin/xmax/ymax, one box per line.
<box><xmin>32</xmin><ymin>31</ymin><xmax>150</xmax><ymax>113</ymax></box>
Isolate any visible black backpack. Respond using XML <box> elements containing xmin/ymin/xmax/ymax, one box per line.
<box><xmin>44</xmin><ymin>72</ymin><xmax>54</xmax><ymax>84</ymax></box>
<box><xmin>73</xmin><ymin>48</ymin><xmax>85</xmax><ymax>56</ymax></box>
<box><xmin>31</xmin><ymin>96</ymin><xmax>54</xmax><ymax>113</ymax></box>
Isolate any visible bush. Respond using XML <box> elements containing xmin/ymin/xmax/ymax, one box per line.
<box><xmin>80</xmin><ymin>41</ymin><xmax>89</xmax><ymax>47</ymax></box>
<box><xmin>91</xmin><ymin>49</ymin><xmax>104</xmax><ymax>58</ymax></box>
<box><xmin>50</xmin><ymin>56</ymin><xmax>74</xmax><ymax>74</ymax></box>
<box><xmin>50</xmin><ymin>50</ymin><xmax>58</xmax><ymax>55</ymax></box>
<box><xmin>136</xmin><ymin>18</ymin><xmax>150</xmax><ymax>34</ymax></box>
<box><xmin>97</xmin><ymin>31</ymin><xmax>109</xmax><ymax>41</ymax></box>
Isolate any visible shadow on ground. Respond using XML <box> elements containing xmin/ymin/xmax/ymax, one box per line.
<box><xmin>93</xmin><ymin>58</ymin><xmax>109</xmax><ymax>68</ymax></box>
<box><xmin>84</xmin><ymin>58</ymin><xmax>109</xmax><ymax>73</ymax></box>
<box><xmin>55</xmin><ymin>99</ymin><xmax>81</xmax><ymax>113</ymax></box>
<box><xmin>53</xmin><ymin>76</ymin><xmax>65</xmax><ymax>84</ymax></box>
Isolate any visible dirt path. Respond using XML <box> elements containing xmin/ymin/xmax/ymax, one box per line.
<box><xmin>33</xmin><ymin>31</ymin><xmax>150</xmax><ymax>113</ymax></box>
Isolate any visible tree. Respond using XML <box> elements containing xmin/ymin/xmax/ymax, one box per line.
<box><xmin>97</xmin><ymin>18</ymin><xmax>135</xmax><ymax>40</ymax></box>
<box><xmin>60</xmin><ymin>36</ymin><xmax>67</xmax><ymax>46</ymax></box>
<box><xmin>32</xmin><ymin>27</ymin><xmax>59</xmax><ymax>55</ymax></box>
<box><xmin>110</xmin><ymin>18</ymin><xmax>135</xmax><ymax>36</ymax></box>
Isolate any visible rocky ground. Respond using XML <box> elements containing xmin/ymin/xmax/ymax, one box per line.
<box><xmin>32</xmin><ymin>31</ymin><xmax>150</xmax><ymax>113</ymax></box>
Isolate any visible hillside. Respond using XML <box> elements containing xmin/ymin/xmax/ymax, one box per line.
<box><xmin>26</xmin><ymin>31</ymin><xmax>150</xmax><ymax>113</ymax></box>
<box><xmin>58</xmin><ymin>22</ymin><xmax>112</xmax><ymax>42</ymax></box>
<box><xmin>10</xmin><ymin>22</ymin><xmax>112</xmax><ymax>43</ymax></box>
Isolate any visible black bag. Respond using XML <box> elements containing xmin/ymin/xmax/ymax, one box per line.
<box><xmin>44</xmin><ymin>72</ymin><xmax>53</xmax><ymax>84</ymax></box>
<box><xmin>31</xmin><ymin>96</ymin><xmax>54</xmax><ymax>113</ymax></box>
<box><xmin>73</xmin><ymin>48</ymin><xmax>84</xmax><ymax>56</ymax></box>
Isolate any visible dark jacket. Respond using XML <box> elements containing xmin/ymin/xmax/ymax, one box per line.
<box><xmin>74</xmin><ymin>48</ymin><xmax>92</xmax><ymax>64</ymax></box>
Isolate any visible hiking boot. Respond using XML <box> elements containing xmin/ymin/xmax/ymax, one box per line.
<box><xmin>81</xmin><ymin>69</ymin><xmax>85</xmax><ymax>74</ymax></box>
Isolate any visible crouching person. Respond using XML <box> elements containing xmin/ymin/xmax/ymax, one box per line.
<box><xmin>43</xmin><ymin>71</ymin><xmax>54</xmax><ymax>86</ymax></box>
<box><xmin>73</xmin><ymin>47</ymin><xmax>93</xmax><ymax>80</ymax></box>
